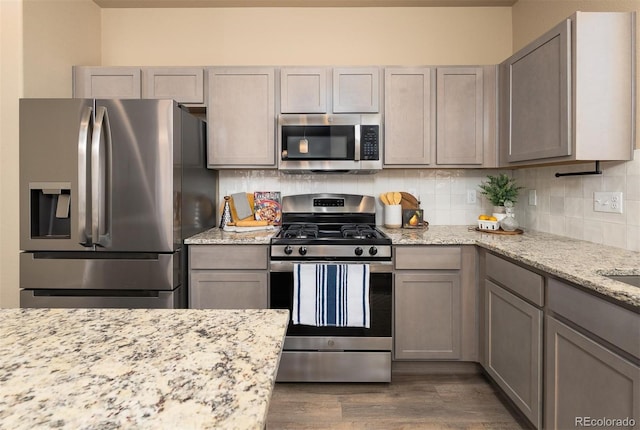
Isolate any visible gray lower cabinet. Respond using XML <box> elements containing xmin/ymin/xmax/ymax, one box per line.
<box><xmin>545</xmin><ymin>277</ymin><xmax>640</xmax><ymax>430</ymax></box>
<box><xmin>395</xmin><ymin>272</ymin><xmax>461</xmax><ymax>360</ymax></box>
<box><xmin>485</xmin><ymin>279</ymin><xmax>542</xmax><ymax>428</ymax></box>
<box><xmin>545</xmin><ymin>315</ymin><xmax>639</xmax><ymax>430</ymax></box>
<box><xmin>188</xmin><ymin>245</ymin><xmax>269</xmax><ymax>309</ymax></box>
<box><xmin>483</xmin><ymin>252</ymin><xmax>544</xmax><ymax>429</ymax></box>
<box><xmin>394</xmin><ymin>246</ymin><xmax>477</xmax><ymax>361</ymax></box>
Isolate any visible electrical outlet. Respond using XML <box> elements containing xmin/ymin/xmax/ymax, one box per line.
<box><xmin>594</xmin><ymin>192</ymin><xmax>624</xmax><ymax>214</ymax></box>
<box><xmin>466</xmin><ymin>190</ymin><xmax>476</xmax><ymax>204</ymax></box>
<box><xmin>528</xmin><ymin>190</ymin><xmax>537</xmax><ymax>206</ymax></box>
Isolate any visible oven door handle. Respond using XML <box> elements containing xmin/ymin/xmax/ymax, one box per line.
<box><xmin>270</xmin><ymin>260</ymin><xmax>393</xmax><ymax>273</ymax></box>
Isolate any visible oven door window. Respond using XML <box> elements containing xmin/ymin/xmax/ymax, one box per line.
<box><xmin>270</xmin><ymin>272</ymin><xmax>391</xmax><ymax>337</ymax></box>
<box><xmin>282</xmin><ymin>125</ymin><xmax>355</xmax><ymax>160</ymax></box>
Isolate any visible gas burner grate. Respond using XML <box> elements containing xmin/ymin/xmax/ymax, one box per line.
<box><xmin>340</xmin><ymin>224</ymin><xmax>379</xmax><ymax>239</ymax></box>
<box><xmin>282</xmin><ymin>224</ymin><xmax>319</xmax><ymax>239</ymax></box>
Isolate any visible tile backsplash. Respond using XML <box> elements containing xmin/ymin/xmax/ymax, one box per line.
<box><xmin>513</xmin><ymin>149</ymin><xmax>640</xmax><ymax>252</ymax></box>
<box><xmin>218</xmin><ymin>149</ymin><xmax>639</xmax><ymax>252</ymax></box>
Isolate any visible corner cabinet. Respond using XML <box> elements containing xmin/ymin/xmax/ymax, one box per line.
<box><xmin>483</xmin><ymin>252</ymin><xmax>543</xmax><ymax>429</ymax></box>
<box><xmin>393</xmin><ymin>246</ymin><xmax>477</xmax><ymax>361</ymax></box>
<box><xmin>206</xmin><ymin>67</ymin><xmax>276</xmax><ymax>168</ymax></box>
<box><xmin>500</xmin><ymin>12</ymin><xmax>635</xmax><ymax>166</ymax></box>
<box><xmin>188</xmin><ymin>244</ymin><xmax>269</xmax><ymax>309</ymax></box>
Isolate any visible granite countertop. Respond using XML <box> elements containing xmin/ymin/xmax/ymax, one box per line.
<box><xmin>185</xmin><ymin>227</ymin><xmax>275</xmax><ymax>245</ymax></box>
<box><xmin>383</xmin><ymin>225</ymin><xmax>640</xmax><ymax>310</ymax></box>
<box><xmin>0</xmin><ymin>308</ymin><xmax>289</xmax><ymax>430</ymax></box>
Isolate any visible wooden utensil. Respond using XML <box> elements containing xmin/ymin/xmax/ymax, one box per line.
<box><xmin>380</xmin><ymin>193</ymin><xmax>390</xmax><ymax>205</ymax></box>
<box><xmin>392</xmin><ymin>192</ymin><xmax>402</xmax><ymax>205</ymax></box>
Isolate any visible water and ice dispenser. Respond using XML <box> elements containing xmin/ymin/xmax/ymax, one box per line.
<box><xmin>29</xmin><ymin>183</ymin><xmax>71</xmax><ymax>239</ymax></box>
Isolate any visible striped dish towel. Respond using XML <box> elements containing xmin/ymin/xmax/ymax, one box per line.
<box><xmin>293</xmin><ymin>263</ymin><xmax>370</xmax><ymax>328</ymax></box>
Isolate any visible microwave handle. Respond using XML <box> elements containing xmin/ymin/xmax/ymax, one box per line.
<box><xmin>354</xmin><ymin>124</ymin><xmax>361</xmax><ymax>161</ymax></box>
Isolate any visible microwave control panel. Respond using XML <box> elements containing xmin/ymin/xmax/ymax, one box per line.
<box><xmin>361</xmin><ymin>125</ymin><xmax>380</xmax><ymax>160</ymax></box>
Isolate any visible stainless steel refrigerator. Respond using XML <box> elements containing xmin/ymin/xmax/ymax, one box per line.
<box><xmin>19</xmin><ymin>98</ymin><xmax>217</xmax><ymax>308</ymax></box>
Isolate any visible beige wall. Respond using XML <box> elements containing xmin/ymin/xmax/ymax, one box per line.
<box><xmin>512</xmin><ymin>0</ymin><xmax>640</xmax><ymax>150</ymax></box>
<box><xmin>101</xmin><ymin>7</ymin><xmax>513</xmax><ymax>66</ymax></box>
<box><xmin>0</xmin><ymin>0</ymin><xmax>24</xmax><ymax>308</ymax></box>
<box><xmin>23</xmin><ymin>0</ymin><xmax>102</xmax><ymax>97</ymax></box>
<box><xmin>0</xmin><ymin>0</ymin><xmax>100</xmax><ymax>308</ymax></box>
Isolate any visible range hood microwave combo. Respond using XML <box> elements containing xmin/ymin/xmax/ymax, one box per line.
<box><xmin>277</xmin><ymin>114</ymin><xmax>383</xmax><ymax>174</ymax></box>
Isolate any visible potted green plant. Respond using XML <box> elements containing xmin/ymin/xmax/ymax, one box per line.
<box><xmin>478</xmin><ymin>173</ymin><xmax>523</xmax><ymax>213</ymax></box>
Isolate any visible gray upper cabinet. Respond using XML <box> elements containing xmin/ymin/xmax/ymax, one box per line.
<box><xmin>384</xmin><ymin>67</ymin><xmax>435</xmax><ymax>167</ymax></box>
<box><xmin>280</xmin><ymin>67</ymin><xmax>328</xmax><ymax>113</ymax></box>
<box><xmin>207</xmin><ymin>67</ymin><xmax>276</xmax><ymax>168</ymax></box>
<box><xmin>73</xmin><ymin>66</ymin><xmax>141</xmax><ymax>99</ymax></box>
<box><xmin>73</xmin><ymin>66</ymin><xmax>205</xmax><ymax>104</ymax></box>
<box><xmin>333</xmin><ymin>67</ymin><xmax>380</xmax><ymax>113</ymax></box>
<box><xmin>142</xmin><ymin>67</ymin><xmax>205</xmax><ymax>104</ymax></box>
<box><xmin>385</xmin><ymin>66</ymin><xmax>497</xmax><ymax>168</ymax></box>
<box><xmin>436</xmin><ymin>67</ymin><xmax>485</xmax><ymax>166</ymax></box>
<box><xmin>500</xmin><ymin>12</ymin><xmax>635</xmax><ymax>166</ymax></box>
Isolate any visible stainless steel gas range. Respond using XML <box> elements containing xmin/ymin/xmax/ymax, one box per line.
<box><xmin>269</xmin><ymin>193</ymin><xmax>392</xmax><ymax>382</ymax></box>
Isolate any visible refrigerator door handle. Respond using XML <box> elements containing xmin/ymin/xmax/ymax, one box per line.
<box><xmin>91</xmin><ymin>106</ymin><xmax>113</xmax><ymax>248</ymax></box>
<box><xmin>77</xmin><ymin>105</ymin><xmax>93</xmax><ymax>246</ymax></box>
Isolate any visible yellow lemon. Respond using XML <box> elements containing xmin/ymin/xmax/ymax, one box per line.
<box><xmin>478</xmin><ymin>215</ymin><xmax>490</xmax><ymax>220</ymax></box>
<box><xmin>487</xmin><ymin>216</ymin><xmax>498</xmax><ymax>222</ymax></box>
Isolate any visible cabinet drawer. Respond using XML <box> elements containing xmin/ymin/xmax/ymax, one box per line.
<box><xmin>395</xmin><ymin>246</ymin><xmax>461</xmax><ymax>270</ymax></box>
<box><xmin>486</xmin><ymin>253</ymin><xmax>544</xmax><ymax>306</ymax></box>
<box><xmin>548</xmin><ymin>278</ymin><xmax>640</xmax><ymax>359</ymax></box>
<box><xmin>189</xmin><ymin>245</ymin><xmax>268</xmax><ymax>270</ymax></box>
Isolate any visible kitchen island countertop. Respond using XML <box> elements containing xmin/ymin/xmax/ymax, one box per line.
<box><xmin>185</xmin><ymin>225</ymin><xmax>639</xmax><ymax>310</ymax></box>
<box><xmin>0</xmin><ymin>308</ymin><xmax>289</xmax><ymax>430</ymax></box>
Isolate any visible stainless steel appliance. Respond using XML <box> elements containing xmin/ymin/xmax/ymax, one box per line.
<box><xmin>19</xmin><ymin>98</ymin><xmax>217</xmax><ymax>309</ymax></box>
<box><xmin>270</xmin><ymin>193</ymin><xmax>392</xmax><ymax>382</ymax></box>
<box><xmin>277</xmin><ymin>114</ymin><xmax>382</xmax><ymax>174</ymax></box>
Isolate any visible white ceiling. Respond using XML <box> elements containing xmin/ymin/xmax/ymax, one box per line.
<box><xmin>93</xmin><ymin>0</ymin><xmax>518</xmax><ymax>8</ymax></box>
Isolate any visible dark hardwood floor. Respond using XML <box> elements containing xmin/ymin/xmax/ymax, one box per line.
<box><xmin>267</xmin><ymin>373</ymin><xmax>529</xmax><ymax>429</ymax></box>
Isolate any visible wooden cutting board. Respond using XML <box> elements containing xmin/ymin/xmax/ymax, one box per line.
<box><xmin>400</xmin><ymin>192</ymin><xmax>420</xmax><ymax>210</ymax></box>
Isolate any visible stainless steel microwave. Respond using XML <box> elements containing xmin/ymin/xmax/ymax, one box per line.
<box><xmin>277</xmin><ymin>114</ymin><xmax>382</xmax><ymax>174</ymax></box>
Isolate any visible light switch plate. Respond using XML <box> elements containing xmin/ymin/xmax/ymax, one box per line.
<box><xmin>594</xmin><ymin>192</ymin><xmax>623</xmax><ymax>213</ymax></box>
<box><xmin>528</xmin><ymin>190</ymin><xmax>537</xmax><ymax>206</ymax></box>
<box><xmin>467</xmin><ymin>190</ymin><xmax>476</xmax><ymax>204</ymax></box>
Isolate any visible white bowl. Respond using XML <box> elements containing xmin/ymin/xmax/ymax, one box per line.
<box><xmin>478</xmin><ymin>220</ymin><xmax>499</xmax><ymax>231</ymax></box>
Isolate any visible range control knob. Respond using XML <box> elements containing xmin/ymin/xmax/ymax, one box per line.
<box><xmin>299</xmin><ymin>246</ymin><xmax>308</xmax><ymax>256</ymax></box>
<box><xmin>369</xmin><ymin>246</ymin><xmax>378</xmax><ymax>256</ymax></box>
<box><xmin>284</xmin><ymin>245</ymin><xmax>293</xmax><ymax>255</ymax></box>
<box><xmin>354</xmin><ymin>247</ymin><xmax>363</xmax><ymax>256</ymax></box>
